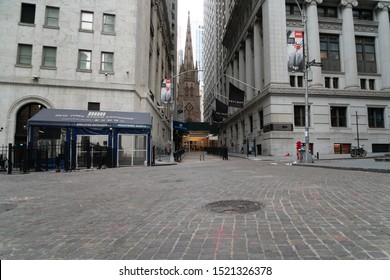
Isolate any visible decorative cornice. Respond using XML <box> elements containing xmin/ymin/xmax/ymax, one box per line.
<box><xmin>318</xmin><ymin>22</ymin><xmax>343</xmax><ymax>31</ymax></box>
<box><xmin>340</xmin><ymin>0</ymin><xmax>358</xmax><ymax>8</ymax></box>
<box><xmin>269</xmin><ymin>87</ymin><xmax>390</xmax><ymax>99</ymax></box>
<box><xmin>287</xmin><ymin>21</ymin><xmax>303</xmax><ymax>28</ymax></box>
<box><xmin>354</xmin><ymin>21</ymin><xmax>378</xmax><ymax>33</ymax></box>
<box><xmin>222</xmin><ymin>85</ymin><xmax>390</xmax><ymax>124</ymax></box>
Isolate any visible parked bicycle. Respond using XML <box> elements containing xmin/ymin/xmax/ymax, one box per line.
<box><xmin>350</xmin><ymin>145</ymin><xmax>367</xmax><ymax>157</ymax></box>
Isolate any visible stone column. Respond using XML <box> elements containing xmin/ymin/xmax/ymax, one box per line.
<box><xmin>376</xmin><ymin>2</ymin><xmax>390</xmax><ymax>90</ymax></box>
<box><xmin>340</xmin><ymin>0</ymin><xmax>359</xmax><ymax>89</ymax></box>
<box><xmin>239</xmin><ymin>45</ymin><xmax>246</xmax><ymax>93</ymax></box>
<box><xmin>149</xmin><ymin>7</ymin><xmax>158</xmax><ymax>95</ymax></box>
<box><xmin>155</xmin><ymin>29</ymin><xmax>163</xmax><ymax>101</ymax></box>
<box><xmin>228</xmin><ymin>60</ymin><xmax>236</xmax><ymax>115</ymax></box>
<box><xmin>305</xmin><ymin>0</ymin><xmax>323</xmax><ymax>87</ymax></box>
<box><xmin>226</xmin><ymin>62</ymin><xmax>233</xmax><ymax>93</ymax></box>
<box><xmin>233</xmin><ymin>54</ymin><xmax>239</xmax><ymax>87</ymax></box>
<box><xmin>245</xmin><ymin>33</ymin><xmax>254</xmax><ymax>101</ymax></box>
<box><xmin>262</xmin><ymin>0</ymin><xmax>289</xmax><ymax>86</ymax></box>
<box><xmin>253</xmin><ymin>19</ymin><xmax>263</xmax><ymax>93</ymax></box>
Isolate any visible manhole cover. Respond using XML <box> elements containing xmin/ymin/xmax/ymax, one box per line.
<box><xmin>0</xmin><ymin>204</ymin><xmax>17</xmax><ymax>214</ymax></box>
<box><xmin>204</xmin><ymin>200</ymin><xmax>264</xmax><ymax>214</ymax></box>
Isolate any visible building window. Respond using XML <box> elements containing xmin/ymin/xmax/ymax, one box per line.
<box><xmin>80</xmin><ymin>11</ymin><xmax>93</xmax><ymax>31</ymax></box>
<box><xmin>353</xmin><ymin>9</ymin><xmax>373</xmax><ymax>21</ymax></box>
<box><xmin>285</xmin><ymin>4</ymin><xmax>301</xmax><ymax>16</ymax></box>
<box><xmin>369</xmin><ymin>79</ymin><xmax>375</xmax><ymax>90</ymax></box>
<box><xmin>325</xmin><ymin>77</ymin><xmax>339</xmax><ymax>89</ymax></box>
<box><xmin>20</xmin><ymin>3</ymin><xmax>35</xmax><ymax>24</ymax></box>
<box><xmin>294</xmin><ymin>105</ymin><xmax>310</xmax><ymax>127</ymax></box>
<box><xmin>42</xmin><ymin>46</ymin><xmax>56</xmax><ymax>68</ymax></box>
<box><xmin>290</xmin><ymin>76</ymin><xmax>295</xmax><ymax>87</ymax></box>
<box><xmin>368</xmin><ymin>108</ymin><xmax>384</xmax><ymax>128</ymax></box>
<box><xmin>325</xmin><ymin>77</ymin><xmax>330</xmax><ymax>88</ymax></box>
<box><xmin>356</xmin><ymin>37</ymin><xmax>376</xmax><ymax>73</ymax></box>
<box><xmin>330</xmin><ymin>106</ymin><xmax>347</xmax><ymax>127</ymax></box>
<box><xmin>101</xmin><ymin>52</ymin><xmax>114</xmax><ymax>72</ymax></box>
<box><xmin>334</xmin><ymin>143</ymin><xmax>351</xmax><ymax>154</ymax></box>
<box><xmin>17</xmin><ymin>44</ymin><xmax>32</xmax><ymax>65</ymax></box>
<box><xmin>320</xmin><ymin>34</ymin><xmax>340</xmax><ymax>71</ymax></box>
<box><xmin>259</xmin><ymin>110</ymin><xmax>264</xmax><ymax>130</ymax></box>
<box><xmin>297</xmin><ymin>76</ymin><xmax>303</xmax><ymax>87</ymax></box>
<box><xmin>249</xmin><ymin>116</ymin><xmax>253</xmax><ymax>133</ymax></box>
<box><xmin>317</xmin><ymin>6</ymin><xmax>337</xmax><ymax>18</ymax></box>
<box><xmin>102</xmin><ymin>14</ymin><xmax>115</xmax><ymax>33</ymax></box>
<box><xmin>44</xmin><ymin>6</ymin><xmax>59</xmax><ymax>27</ymax></box>
<box><xmin>290</xmin><ymin>76</ymin><xmax>303</xmax><ymax>87</ymax></box>
<box><xmin>88</xmin><ymin>102</ymin><xmax>100</xmax><ymax>111</ymax></box>
<box><xmin>78</xmin><ymin>50</ymin><xmax>92</xmax><ymax>70</ymax></box>
<box><xmin>333</xmin><ymin>78</ymin><xmax>339</xmax><ymax>89</ymax></box>
<box><xmin>360</xmin><ymin>79</ymin><xmax>366</xmax><ymax>89</ymax></box>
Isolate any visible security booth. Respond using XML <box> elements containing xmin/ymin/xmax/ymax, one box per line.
<box><xmin>27</xmin><ymin>109</ymin><xmax>152</xmax><ymax>170</ymax></box>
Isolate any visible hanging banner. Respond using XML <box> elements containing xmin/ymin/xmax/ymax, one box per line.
<box><xmin>161</xmin><ymin>78</ymin><xmax>172</xmax><ymax>103</ymax></box>
<box><xmin>287</xmin><ymin>30</ymin><xmax>304</xmax><ymax>72</ymax></box>
<box><xmin>212</xmin><ymin>110</ymin><xmax>223</xmax><ymax>124</ymax></box>
<box><xmin>228</xmin><ymin>83</ymin><xmax>245</xmax><ymax>108</ymax></box>
<box><xmin>215</xmin><ymin>98</ymin><xmax>228</xmax><ymax>118</ymax></box>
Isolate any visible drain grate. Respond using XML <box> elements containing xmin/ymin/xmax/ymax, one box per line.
<box><xmin>0</xmin><ymin>203</ymin><xmax>17</xmax><ymax>214</ymax></box>
<box><xmin>204</xmin><ymin>200</ymin><xmax>264</xmax><ymax>214</ymax></box>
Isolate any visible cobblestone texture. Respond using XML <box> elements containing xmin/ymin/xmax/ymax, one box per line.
<box><xmin>0</xmin><ymin>153</ymin><xmax>389</xmax><ymax>260</ymax></box>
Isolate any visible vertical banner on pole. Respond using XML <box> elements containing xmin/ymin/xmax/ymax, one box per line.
<box><xmin>287</xmin><ymin>30</ymin><xmax>304</xmax><ymax>72</ymax></box>
<box><xmin>161</xmin><ymin>78</ymin><xmax>172</xmax><ymax>104</ymax></box>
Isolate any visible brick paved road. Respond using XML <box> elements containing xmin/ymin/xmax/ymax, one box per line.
<box><xmin>0</xmin><ymin>153</ymin><xmax>389</xmax><ymax>260</ymax></box>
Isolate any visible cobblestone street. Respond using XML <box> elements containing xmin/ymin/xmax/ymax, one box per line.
<box><xmin>0</xmin><ymin>154</ymin><xmax>389</xmax><ymax>260</ymax></box>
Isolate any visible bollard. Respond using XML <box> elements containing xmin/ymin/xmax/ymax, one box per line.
<box><xmin>316</xmin><ymin>152</ymin><xmax>319</xmax><ymax>160</ymax></box>
<box><xmin>8</xmin><ymin>143</ymin><xmax>12</xmax><ymax>174</ymax></box>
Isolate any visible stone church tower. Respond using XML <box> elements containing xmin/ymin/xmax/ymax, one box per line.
<box><xmin>177</xmin><ymin>12</ymin><xmax>201</xmax><ymax>122</ymax></box>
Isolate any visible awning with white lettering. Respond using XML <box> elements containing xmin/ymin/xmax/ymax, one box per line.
<box><xmin>28</xmin><ymin>108</ymin><xmax>151</xmax><ymax>128</ymax></box>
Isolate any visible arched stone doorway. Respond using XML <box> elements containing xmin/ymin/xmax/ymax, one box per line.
<box><xmin>14</xmin><ymin>103</ymin><xmax>46</xmax><ymax>146</ymax></box>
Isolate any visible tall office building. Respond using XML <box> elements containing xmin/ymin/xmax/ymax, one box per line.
<box><xmin>203</xmin><ymin>0</ymin><xmax>226</xmax><ymax>123</ymax></box>
<box><xmin>194</xmin><ymin>22</ymin><xmax>204</xmax><ymax>88</ymax></box>
<box><xmin>0</xmin><ymin>0</ymin><xmax>177</xmax><ymax>166</ymax></box>
<box><xmin>204</xmin><ymin>0</ymin><xmax>390</xmax><ymax>156</ymax></box>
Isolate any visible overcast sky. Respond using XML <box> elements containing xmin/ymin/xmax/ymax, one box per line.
<box><xmin>177</xmin><ymin>0</ymin><xmax>204</xmax><ymax>50</ymax></box>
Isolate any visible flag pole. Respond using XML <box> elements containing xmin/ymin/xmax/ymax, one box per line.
<box><xmin>224</xmin><ymin>74</ymin><xmax>261</xmax><ymax>94</ymax></box>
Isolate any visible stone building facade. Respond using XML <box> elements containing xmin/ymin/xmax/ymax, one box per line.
<box><xmin>203</xmin><ymin>0</ymin><xmax>390</xmax><ymax>156</ymax></box>
<box><xmin>0</xmin><ymin>0</ymin><xmax>177</xmax><ymax>165</ymax></box>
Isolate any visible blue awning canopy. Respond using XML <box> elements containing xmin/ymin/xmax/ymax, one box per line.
<box><xmin>28</xmin><ymin>108</ymin><xmax>151</xmax><ymax>129</ymax></box>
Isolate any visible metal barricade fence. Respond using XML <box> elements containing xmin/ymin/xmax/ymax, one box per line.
<box><xmin>1</xmin><ymin>142</ymin><xmax>114</xmax><ymax>174</ymax></box>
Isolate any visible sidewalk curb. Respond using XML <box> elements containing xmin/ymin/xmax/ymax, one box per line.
<box><xmin>292</xmin><ymin>162</ymin><xmax>390</xmax><ymax>173</ymax></box>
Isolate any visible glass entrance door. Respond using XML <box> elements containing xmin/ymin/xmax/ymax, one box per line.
<box><xmin>118</xmin><ymin>134</ymin><xmax>147</xmax><ymax>166</ymax></box>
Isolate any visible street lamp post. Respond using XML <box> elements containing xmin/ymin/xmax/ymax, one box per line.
<box><xmin>169</xmin><ymin>102</ymin><xmax>174</xmax><ymax>163</ymax></box>
<box><xmin>295</xmin><ymin>0</ymin><xmax>310</xmax><ymax>163</ymax></box>
<box><xmin>295</xmin><ymin>0</ymin><xmax>322</xmax><ymax>163</ymax></box>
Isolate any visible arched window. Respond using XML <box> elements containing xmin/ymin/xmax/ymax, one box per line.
<box><xmin>15</xmin><ymin>103</ymin><xmax>46</xmax><ymax>144</ymax></box>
